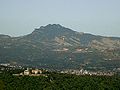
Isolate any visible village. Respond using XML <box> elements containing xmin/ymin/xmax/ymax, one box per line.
<box><xmin>0</xmin><ymin>63</ymin><xmax>116</xmax><ymax>77</ymax></box>
<box><xmin>14</xmin><ymin>68</ymin><xmax>115</xmax><ymax>77</ymax></box>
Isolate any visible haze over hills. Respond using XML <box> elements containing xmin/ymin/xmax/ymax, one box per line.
<box><xmin>0</xmin><ymin>24</ymin><xmax>120</xmax><ymax>70</ymax></box>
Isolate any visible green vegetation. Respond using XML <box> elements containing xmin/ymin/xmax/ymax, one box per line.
<box><xmin>0</xmin><ymin>70</ymin><xmax>120</xmax><ymax>90</ymax></box>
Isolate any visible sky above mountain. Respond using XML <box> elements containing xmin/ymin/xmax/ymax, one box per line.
<box><xmin>0</xmin><ymin>0</ymin><xmax>120</xmax><ymax>37</ymax></box>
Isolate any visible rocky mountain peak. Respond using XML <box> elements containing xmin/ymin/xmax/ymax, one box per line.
<box><xmin>45</xmin><ymin>24</ymin><xmax>63</xmax><ymax>28</ymax></box>
<box><xmin>33</xmin><ymin>24</ymin><xmax>73</xmax><ymax>32</ymax></box>
<box><xmin>34</xmin><ymin>24</ymin><xmax>63</xmax><ymax>31</ymax></box>
<box><xmin>29</xmin><ymin>24</ymin><xmax>76</xmax><ymax>40</ymax></box>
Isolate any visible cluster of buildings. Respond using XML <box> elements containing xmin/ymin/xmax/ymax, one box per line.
<box><xmin>13</xmin><ymin>68</ymin><xmax>47</xmax><ymax>77</ymax></box>
<box><xmin>23</xmin><ymin>68</ymin><xmax>42</xmax><ymax>75</ymax></box>
<box><xmin>0</xmin><ymin>63</ymin><xmax>116</xmax><ymax>77</ymax></box>
<box><xmin>60</xmin><ymin>69</ymin><xmax>114</xmax><ymax>76</ymax></box>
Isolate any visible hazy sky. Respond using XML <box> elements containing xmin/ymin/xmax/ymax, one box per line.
<box><xmin>0</xmin><ymin>0</ymin><xmax>120</xmax><ymax>37</ymax></box>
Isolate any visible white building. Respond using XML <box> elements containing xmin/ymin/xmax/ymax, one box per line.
<box><xmin>24</xmin><ymin>68</ymin><xmax>30</xmax><ymax>75</ymax></box>
<box><xmin>32</xmin><ymin>69</ymin><xmax>42</xmax><ymax>74</ymax></box>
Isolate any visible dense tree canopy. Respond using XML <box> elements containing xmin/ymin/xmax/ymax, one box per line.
<box><xmin>0</xmin><ymin>70</ymin><xmax>120</xmax><ymax>90</ymax></box>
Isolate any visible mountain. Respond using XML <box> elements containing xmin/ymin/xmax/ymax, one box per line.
<box><xmin>0</xmin><ymin>24</ymin><xmax>120</xmax><ymax>70</ymax></box>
